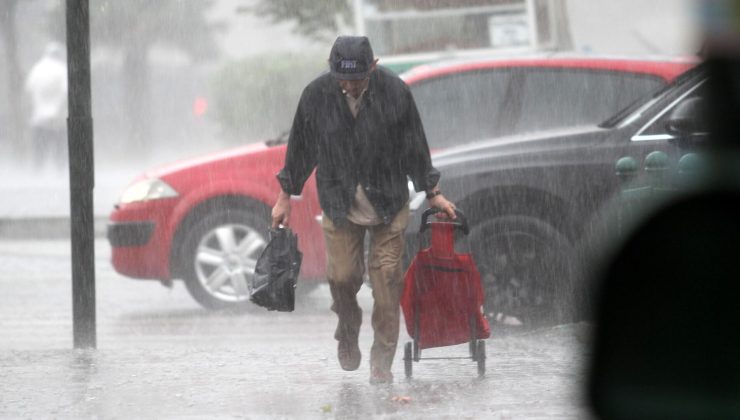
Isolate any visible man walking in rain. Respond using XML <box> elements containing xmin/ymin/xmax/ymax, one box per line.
<box><xmin>272</xmin><ymin>36</ymin><xmax>456</xmax><ymax>384</ymax></box>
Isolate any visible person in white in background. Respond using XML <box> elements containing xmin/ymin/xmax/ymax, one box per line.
<box><xmin>25</xmin><ymin>42</ymin><xmax>68</xmax><ymax>171</ymax></box>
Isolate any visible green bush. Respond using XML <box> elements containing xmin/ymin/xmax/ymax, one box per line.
<box><xmin>211</xmin><ymin>52</ymin><xmax>326</xmax><ymax>143</ymax></box>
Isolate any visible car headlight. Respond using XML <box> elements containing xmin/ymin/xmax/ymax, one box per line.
<box><xmin>119</xmin><ymin>178</ymin><xmax>179</xmax><ymax>204</ymax></box>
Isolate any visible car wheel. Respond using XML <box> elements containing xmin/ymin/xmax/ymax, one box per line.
<box><xmin>179</xmin><ymin>207</ymin><xmax>269</xmax><ymax>310</ymax></box>
<box><xmin>469</xmin><ymin>215</ymin><xmax>574</xmax><ymax>328</ymax></box>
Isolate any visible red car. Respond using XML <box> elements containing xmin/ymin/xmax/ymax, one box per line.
<box><xmin>108</xmin><ymin>56</ymin><xmax>694</xmax><ymax>310</ymax></box>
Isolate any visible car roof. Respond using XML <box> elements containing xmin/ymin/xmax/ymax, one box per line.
<box><xmin>400</xmin><ymin>54</ymin><xmax>698</xmax><ymax>85</ymax></box>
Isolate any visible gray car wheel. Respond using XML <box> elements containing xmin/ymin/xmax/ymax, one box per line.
<box><xmin>469</xmin><ymin>215</ymin><xmax>574</xmax><ymax>328</ymax></box>
<box><xmin>180</xmin><ymin>208</ymin><xmax>268</xmax><ymax>310</ymax></box>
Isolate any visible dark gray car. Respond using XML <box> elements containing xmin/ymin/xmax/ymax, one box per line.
<box><xmin>408</xmin><ymin>65</ymin><xmax>707</xmax><ymax>327</ymax></box>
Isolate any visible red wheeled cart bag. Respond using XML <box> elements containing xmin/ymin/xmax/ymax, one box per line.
<box><xmin>400</xmin><ymin>208</ymin><xmax>491</xmax><ymax>378</ymax></box>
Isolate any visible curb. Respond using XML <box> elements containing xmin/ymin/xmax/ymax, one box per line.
<box><xmin>0</xmin><ymin>217</ymin><xmax>108</xmax><ymax>240</ymax></box>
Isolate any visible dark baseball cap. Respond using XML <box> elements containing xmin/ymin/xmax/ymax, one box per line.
<box><xmin>329</xmin><ymin>36</ymin><xmax>375</xmax><ymax>81</ymax></box>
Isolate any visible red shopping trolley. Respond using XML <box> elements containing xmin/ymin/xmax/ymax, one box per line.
<box><xmin>401</xmin><ymin>208</ymin><xmax>491</xmax><ymax>378</ymax></box>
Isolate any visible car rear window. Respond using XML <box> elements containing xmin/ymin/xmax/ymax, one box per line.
<box><xmin>410</xmin><ymin>67</ymin><xmax>666</xmax><ymax>148</ymax></box>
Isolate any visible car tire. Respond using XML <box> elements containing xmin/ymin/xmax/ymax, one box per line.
<box><xmin>179</xmin><ymin>207</ymin><xmax>270</xmax><ymax>311</ymax></box>
<box><xmin>469</xmin><ymin>215</ymin><xmax>574</xmax><ymax>328</ymax></box>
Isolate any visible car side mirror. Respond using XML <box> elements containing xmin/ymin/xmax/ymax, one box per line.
<box><xmin>665</xmin><ymin>97</ymin><xmax>709</xmax><ymax>149</ymax></box>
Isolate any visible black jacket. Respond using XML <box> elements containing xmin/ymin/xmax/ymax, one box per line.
<box><xmin>277</xmin><ymin>66</ymin><xmax>440</xmax><ymax>225</ymax></box>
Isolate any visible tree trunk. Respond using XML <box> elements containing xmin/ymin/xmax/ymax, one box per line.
<box><xmin>0</xmin><ymin>0</ymin><xmax>25</xmax><ymax>157</ymax></box>
<box><xmin>122</xmin><ymin>44</ymin><xmax>151</xmax><ymax>152</ymax></box>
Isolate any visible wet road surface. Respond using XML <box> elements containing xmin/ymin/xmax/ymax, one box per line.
<box><xmin>0</xmin><ymin>239</ymin><xmax>593</xmax><ymax>418</ymax></box>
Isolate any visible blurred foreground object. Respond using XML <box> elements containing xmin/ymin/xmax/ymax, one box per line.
<box><xmin>588</xmin><ymin>1</ymin><xmax>740</xmax><ymax>419</ymax></box>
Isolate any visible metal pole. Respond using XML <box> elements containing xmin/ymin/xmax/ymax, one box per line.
<box><xmin>353</xmin><ymin>0</ymin><xmax>365</xmax><ymax>36</ymax></box>
<box><xmin>525</xmin><ymin>0</ymin><xmax>539</xmax><ymax>49</ymax></box>
<box><xmin>551</xmin><ymin>0</ymin><xmax>574</xmax><ymax>51</ymax></box>
<box><xmin>66</xmin><ymin>0</ymin><xmax>96</xmax><ymax>349</ymax></box>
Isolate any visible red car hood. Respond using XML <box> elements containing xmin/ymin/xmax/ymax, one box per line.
<box><xmin>141</xmin><ymin>141</ymin><xmax>442</xmax><ymax>181</ymax></box>
<box><xmin>143</xmin><ymin>142</ymin><xmax>273</xmax><ymax>180</ymax></box>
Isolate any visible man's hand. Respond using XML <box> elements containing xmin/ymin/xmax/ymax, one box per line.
<box><xmin>271</xmin><ymin>191</ymin><xmax>292</xmax><ymax>228</ymax></box>
<box><xmin>429</xmin><ymin>193</ymin><xmax>456</xmax><ymax>220</ymax></box>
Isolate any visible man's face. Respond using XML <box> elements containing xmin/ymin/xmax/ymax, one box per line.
<box><xmin>334</xmin><ymin>58</ymin><xmax>379</xmax><ymax>99</ymax></box>
<box><xmin>338</xmin><ymin>77</ymin><xmax>370</xmax><ymax>99</ymax></box>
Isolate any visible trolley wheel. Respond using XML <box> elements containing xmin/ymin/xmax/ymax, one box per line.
<box><xmin>404</xmin><ymin>342</ymin><xmax>413</xmax><ymax>378</ymax></box>
<box><xmin>476</xmin><ymin>340</ymin><xmax>486</xmax><ymax>377</ymax></box>
<box><xmin>469</xmin><ymin>314</ymin><xmax>478</xmax><ymax>359</ymax></box>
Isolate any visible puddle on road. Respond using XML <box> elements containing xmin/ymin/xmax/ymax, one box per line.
<box><xmin>0</xmin><ymin>324</ymin><xmax>591</xmax><ymax>418</ymax></box>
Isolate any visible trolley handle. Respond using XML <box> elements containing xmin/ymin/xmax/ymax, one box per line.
<box><xmin>420</xmin><ymin>207</ymin><xmax>469</xmax><ymax>235</ymax></box>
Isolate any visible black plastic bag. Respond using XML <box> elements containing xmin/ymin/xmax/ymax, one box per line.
<box><xmin>249</xmin><ymin>227</ymin><xmax>302</xmax><ymax>311</ymax></box>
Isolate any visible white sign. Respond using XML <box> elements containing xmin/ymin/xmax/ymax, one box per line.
<box><xmin>488</xmin><ymin>13</ymin><xmax>530</xmax><ymax>48</ymax></box>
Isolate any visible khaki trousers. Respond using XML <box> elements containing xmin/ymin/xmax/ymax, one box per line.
<box><xmin>322</xmin><ymin>206</ymin><xmax>410</xmax><ymax>373</ymax></box>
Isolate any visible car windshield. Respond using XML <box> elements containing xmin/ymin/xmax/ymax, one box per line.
<box><xmin>598</xmin><ymin>64</ymin><xmax>705</xmax><ymax>129</ymax></box>
<box><xmin>412</xmin><ymin>67</ymin><xmax>668</xmax><ymax>148</ymax></box>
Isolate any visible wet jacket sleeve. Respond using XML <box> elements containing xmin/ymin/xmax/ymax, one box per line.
<box><xmin>276</xmin><ymin>90</ymin><xmax>317</xmax><ymax>195</ymax></box>
<box><xmin>402</xmin><ymin>89</ymin><xmax>440</xmax><ymax>193</ymax></box>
